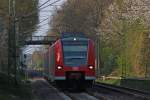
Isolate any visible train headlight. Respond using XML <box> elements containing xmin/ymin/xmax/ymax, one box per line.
<box><xmin>89</xmin><ymin>66</ymin><xmax>94</xmax><ymax>70</ymax></box>
<box><xmin>57</xmin><ymin>66</ymin><xmax>62</xmax><ymax>70</ymax></box>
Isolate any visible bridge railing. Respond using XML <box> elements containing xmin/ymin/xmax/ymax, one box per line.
<box><xmin>25</xmin><ymin>36</ymin><xmax>59</xmax><ymax>45</ymax></box>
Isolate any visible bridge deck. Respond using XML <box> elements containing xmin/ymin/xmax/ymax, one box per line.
<box><xmin>25</xmin><ymin>36</ymin><xmax>58</xmax><ymax>45</ymax></box>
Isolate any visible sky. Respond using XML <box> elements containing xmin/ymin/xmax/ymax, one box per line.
<box><xmin>23</xmin><ymin>0</ymin><xmax>65</xmax><ymax>54</ymax></box>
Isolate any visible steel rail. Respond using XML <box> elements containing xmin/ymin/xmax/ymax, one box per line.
<box><xmin>94</xmin><ymin>82</ymin><xmax>150</xmax><ymax>100</ymax></box>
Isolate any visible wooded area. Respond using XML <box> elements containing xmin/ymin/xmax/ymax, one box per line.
<box><xmin>0</xmin><ymin>0</ymin><xmax>149</xmax><ymax>80</ymax></box>
<box><xmin>49</xmin><ymin>0</ymin><xmax>150</xmax><ymax>78</ymax></box>
<box><xmin>0</xmin><ymin>0</ymin><xmax>38</xmax><ymax>75</ymax></box>
<box><xmin>0</xmin><ymin>0</ymin><xmax>150</xmax><ymax>99</ymax></box>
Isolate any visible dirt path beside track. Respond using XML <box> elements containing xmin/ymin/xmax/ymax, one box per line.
<box><xmin>30</xmin><ymin>78</ymin><xmax>71</xmax><ymax>100</ymax></box>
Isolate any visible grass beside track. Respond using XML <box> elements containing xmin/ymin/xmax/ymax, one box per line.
<box><xmin>0</xmin><ymin>74</ymin><xmax>32</xmax><ymax>100</ymax></box>
<box><xmin>0</xmin><ymin>83</ymin><xmax>32</xmax><ymax>100</ymax></box>
<box><xmin>96</xmin><ymin>78</ymin><xmax>150</xmax><ymax>92</ymax></box>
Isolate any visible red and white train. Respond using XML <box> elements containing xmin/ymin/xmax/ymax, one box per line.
<box><xmin>43</xmin><ymin>33</ymin><xmax>95</xmax><ymax>88</ymax></box>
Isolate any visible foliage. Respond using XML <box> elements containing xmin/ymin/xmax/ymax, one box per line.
<box><xmin>0</xmin><ymin>0</ymin><xmax>38</xmax><ymax>74</ymax></box>
<box><xmin>49</xmin><ymin>0</ymin><xmax>111</xmax><ymax>35</ymax></box>
<box><xmin>32</xmin><ymin>51</ymin><xmax>44</xmax><ymax>70</ymax></box>
<box><xmin>97</xmin><ymin>79</ymin><xmax>150</xmax><ymax>91</ymax></box>
<box><xmin>101</xmin><ymin>47</ymin><xmax>116</xmax><ymax>75</ymax></box>
<box><xmin>16</xmin><ymin>0</ymin><xmax>39</xmax><ymax>45</ymax></box>
<box><xmin>49</xmin><ymin>0</ymin><xmax>150</xmax><ymax>78</ymax></box>
<box><xmin>99</xmin><ymin>0</ymin><xmax>150</xmax><ymax>78</ymax></box>
<box><xmin>96</xmin><ymin>79</ymin><xmax>121</xmax><ymax>85</ymax></box>
<box><xmin>141</xmin><ymin>32</ymin><xmax>150</xmax><ymax>77</ymax></box>
<box><xmin>102</xmin><ymin>18</ymin><xmax>148</xmax><ymax>77</ymax></box>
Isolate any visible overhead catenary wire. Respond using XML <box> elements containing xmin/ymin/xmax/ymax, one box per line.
<box><xmin>38</xmin><ymin>0</ymin><xmax>52</xmax><ymax>8</ymax></box>
<box><xmin>23</xmin><ymin>46</ymin><xmax>46</xmax><ymax>53</ymax></box>
<box><xmin>31</xmin><ymin>22</ymin><xmax>49</xmax><ymax>30</ymax></box>
<box><xmin>38</xmin><ymin>17</ymin><xmax>49</xmax><ymax>24</ymax></box>
<box><xmin>39</xmin><ymin>0</ymin><xmax>61</xmax><ymax>10</ymax></box>
<box><xmin>21</xmin><ymin>17</ymin><xmax>49</xmax><ymax>34</ymax></box>
<box><xmin>39</xmin><ymin>14</ymin><xmax>53</xmax><ymax>17</ymax></box>
<box><xmin>22</xmin><ymin>0</ymin><xmax>62</xmax><ymax>19</ymax></box>
<box><xmin>22</xmin><ymin>23</ymin><xmax>49</xmax><ymax>34</ymax></box>
<box><xmin>37</xmin><ymin>22</ymin><xmax>49</xmax><ymax>26</ymax></box>
<box><xmin>24</xmin><ymin>50</ymin><xmax>42</xmax><ymax>54</ymax></box>
<box><xmin>20</xmin><ymin>0</ymin><xmax>63</xmax><ymax>47</ymax></box>
<box><xmin>24</xmin><ymin>48</ymin><xmax>34</xmax><ymax>52</ymax></box>
<box><xmin>24</xmin><ymin>50</ymin><xmax>34</xmax><ymax>54</ymax></box>
<box><xmin>24</xmin><ymin>46</ymin><xmax>43</xmax><ymax>51</ymax></box>
<box><xmin>40</xmin><ymin>10</ymin><xmax>55</xmax><ymax>12</ymax></box>
<box><xmin>37</xmin><ymin>27</ymin><xmax>50</xmax><ymax>30</ymax></box>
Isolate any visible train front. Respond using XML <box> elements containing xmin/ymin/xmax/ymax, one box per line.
<box><xmin>55</xmin><ymin>34</ymin><xmax>95</xmax><ymax>88</ymax></box>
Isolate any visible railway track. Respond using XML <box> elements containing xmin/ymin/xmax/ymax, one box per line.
<box><xmin>49</xmin><ymin>81</ymin><xmax>103</xmax><ymax>100</ymax></box>
<box><xmin>92</xmin><ymin>82</ymin><xmax>150</xmax><ymax>100</ymax></box>
<box><xmin>48</xmin><ymin>80</ymin><xmax>150</xmax><ymax>100</ymax></box>
<box><xmin>53</xmin><ymin>85</ymin><xmax>105</xmax><ymax>100</ymax></box>
<box><xmin>30</xmin><ymin>78</ymin><xmax>150</xmax><ymax>100</ymax></box>
<box><xmin>64</xmin><ymin>92</ymin><xmax>101</xmax><ymax>100</ymax></box>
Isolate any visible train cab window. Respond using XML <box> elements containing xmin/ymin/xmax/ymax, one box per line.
<box><xmin>62</xmin><ymin>39</ymin><xmax>88</xmax><ymax>67</ymax></box>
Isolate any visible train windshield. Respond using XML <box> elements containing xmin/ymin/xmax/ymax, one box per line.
<box><xmin>62</xmin><ymin>38</ymin><xmax>88</xmax><ymax>66</ymax></box>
